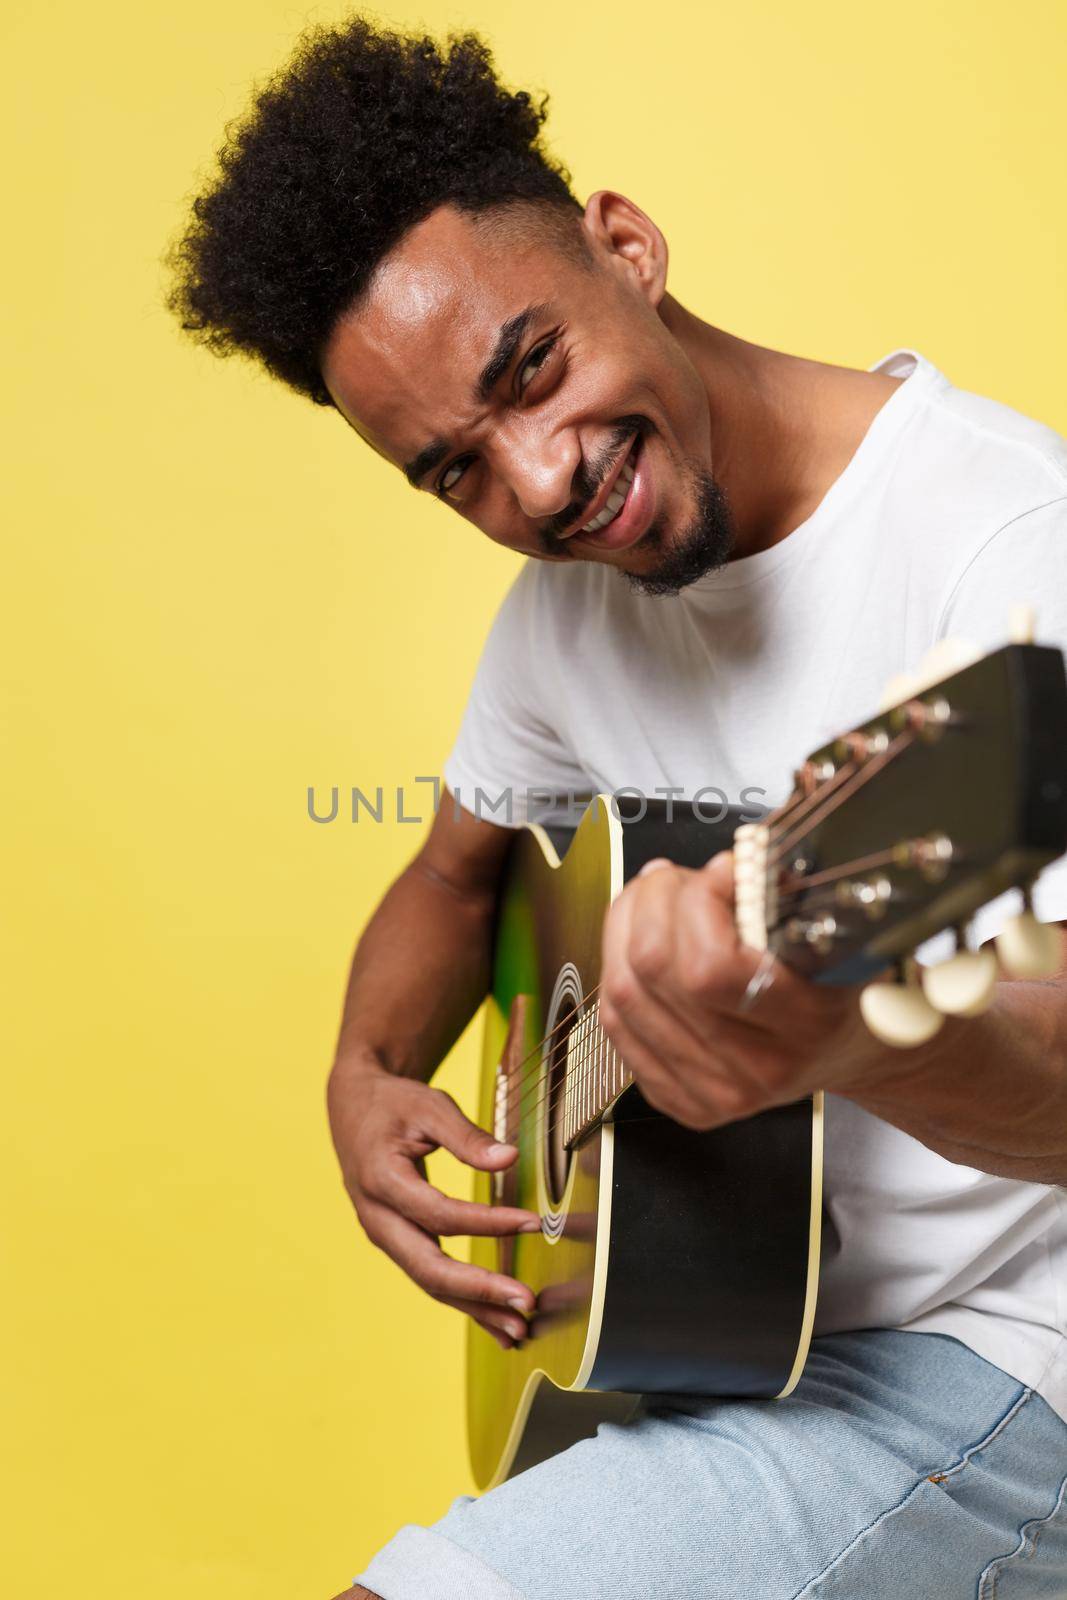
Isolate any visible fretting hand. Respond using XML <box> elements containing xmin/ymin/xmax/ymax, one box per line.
<box><xmin>598</xmin><ymin>852</ymin><xmax>867</xmax><ymax>1128</ymax></box>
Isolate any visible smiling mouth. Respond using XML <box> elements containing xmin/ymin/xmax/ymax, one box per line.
<box><xmin>578</xmin><ymin>442</ymin><xmax>637</xmax><ymax>536</ymax></box>
<box><xmin>563</xmin><ymin>432</ymin><xmax>639</xmax><ymax>544</ymax></box>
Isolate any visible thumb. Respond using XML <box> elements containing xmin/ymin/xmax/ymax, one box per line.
<box><xmin>704</xmin><ymin>849</ymin><xmax>736</xmax><ymax>899</ymax></box>
<box><xmin>425</xmin><ymin>1089</ymin><xmax>517</xmax><ymax>1170</ymax></box>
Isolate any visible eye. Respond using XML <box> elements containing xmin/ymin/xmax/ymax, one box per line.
<box><xmin>517</xmin><ymin>336</ymin><xmax>559</xmax><ymax>394</ymax></box>
<box><xmin>437</xmin><ymin>455</ymin><xmax>474</xmax><ymax>498</ymax></box>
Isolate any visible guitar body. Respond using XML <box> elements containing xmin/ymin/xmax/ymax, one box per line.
<box><xmin>467</xmin><ymin>797</ymin><xmax>823</xmax><ymax>1490</ymax></box>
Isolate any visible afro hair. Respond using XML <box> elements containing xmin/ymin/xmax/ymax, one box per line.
<box><xmin>166</xmin><ymin>19</ymin><xmax>579</xmax><ymax>406</ymax></box>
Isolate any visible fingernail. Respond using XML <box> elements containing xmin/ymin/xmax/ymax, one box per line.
<box><xmin>509</xmin><ymin>1322</ymin><xmax>526</xmax><ymax>1342</ymax></box>
<box><xmin>508</xmin><ymin>1297</ymin><xmax>529</xmax><ymax>1315</ymax></box>
<box><xmin>519</xmin><ymin>1217</ymin><xmax>543</xmax><ymax>1233</ymax></box>
<box><xmin>487</xmin><ymin>1142</ymin><xmax>516</xmax><ymax>1159</ymax></box>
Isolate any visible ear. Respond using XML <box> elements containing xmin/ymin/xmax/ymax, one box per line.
<box><xmin>582</xmin><ymin>191</ymin><xmax>668</xmax><ymax>307</ymax></box>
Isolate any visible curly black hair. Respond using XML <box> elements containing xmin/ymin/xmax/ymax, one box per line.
<box><xmin>166</xmin><ymin>18</ymin><xmax>580</xmax><ymax>407</ymax></box>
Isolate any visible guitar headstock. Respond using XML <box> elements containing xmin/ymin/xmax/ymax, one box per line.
<box><xmin>735</xmin><ymin>620</ymin><xmax>1067</xmax><ymax>1046</ymax></box>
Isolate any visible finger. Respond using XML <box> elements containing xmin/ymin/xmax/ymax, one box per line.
<box><xmin>367</xmin><ymin>1204</ymin><xmax>536</xmax><ymax>1314</ymax></box>
<box><xmin>611</xmin><ymin>864</ymin><xmax>682</xmax><ymax>992</ymax></box>
<box><xmin>375</xmin><ymin>1159</ymin><xmax>541</xmax><ymax>1238</ymax></box>
<box><xmin>438</xmin><ymin>1295</ymin><xmax>530</xmax><ymax>1346</ymax></box>
<box><xmin>635</xmin><ymin>866</ymin><xmax>759</xmax><ymax>1020</ymax></box>
<box><xmin>704</xmin><ymin>848</ymin><xmax>736</xmax><ymax>897</ymax></box>
<box><xmin>604</xmin><ymin>1011</ymin><xmax>732</xmax><ymax>1127</ymax></box>
<box><xmin>602</xmin><ymin>873</ymin><xmax>744</xmax><ymax>1063</ymax></box>
<box><xmin>604</xmin><ymin>1011</ymin><xmax>748</xmax><ymax>1126</ymax></box>
<box><xmin>420</xmin><ymin>1089</ymin><xmax>519</xmax><ymax>1171</ymax></box>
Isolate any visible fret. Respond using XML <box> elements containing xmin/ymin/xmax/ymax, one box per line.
<box><xmin>563</xmin><ymin>1027</ymin><xmax>569</xmax><ymax>1145</ymax></box>
<box><xmin>580</xmin><ymin>1010</ymin><xmax>589</xmax><ymax>1132</ymax></box>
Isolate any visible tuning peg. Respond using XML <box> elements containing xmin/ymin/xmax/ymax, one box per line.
<box><xmin>860</xmin><ymin>968</ymin><xmax>946</xmax><ymax>1048</ymax></box>
<box><xmin>921</xmin><ymin>945</ymin><xmax>998</xmax><ymax>1017</ymax></box>
<box><xmin>878</xmin><ymin>638</ymin><xmax>982</xmax><ymax>712</ymax></box>
<box><xmin>1008</xmin><ymin>603</ymin><xmax>1035</xmax><ymax>645</ymax></box>
<box><xmin>877</xmin><ymin>672</ymin><xmax>918</xmax><ymax>713</ymax></box>
<box><xmin>996</xmin><ymin>910</ymin><xmax>1062</xmax><ymax>979</ymax></box>
<box><xmin>910</xmin><ymin>636</ymin><xmax>982</xmax><ymax>696</ymax></box>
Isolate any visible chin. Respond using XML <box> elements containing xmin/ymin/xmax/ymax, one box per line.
<box><xmin>622</xmin><ymin>494</ymin><xmax>734</xmax><ymax>597</ymax></box>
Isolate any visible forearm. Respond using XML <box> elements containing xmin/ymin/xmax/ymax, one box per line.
<box><xmin>842</xmin><ymin>975</ymin><xmax>1067</xmax><ymax>1184</ymax></box>
<box><xmin>332</xmin><ymin>853</ymin><xmax>496</xmax><ymax>1086</ymax></box>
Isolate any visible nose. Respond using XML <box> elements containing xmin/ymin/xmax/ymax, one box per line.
<box><xmin>502</xmin><ymin>423</ymin><xmax>582</xmax><ymax>524</ymax></box>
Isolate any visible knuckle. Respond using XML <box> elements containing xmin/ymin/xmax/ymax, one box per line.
<box><xmin>465</xmin><ymin>1273</ymin><xmax>495</xmax><ymax>1306</ymax></box>
<box><xmin>678</xmin><ymin>952</ymin><xmax>716</xmax><ymax>996</ymax></box>
<box><xmin>598</xmin><ymin>998</ymin><xmax>618</xmax><ymax>1035</ymax></box>
<box><xmin>630</xmin><ymin>936</ymin><xmax>669</xmax><ymax>983</ymax></box>
<box><xmin>422</xmin><ymin>1270</ymin><xmax>448</xmax><ymax>1302</ymax></box>
<box><xmin>358</xmin><ymin>1162</ymin><xmax>388</xmax><ymax>1203</ymax></box>
<box><xmin>355</xmin><ymin>1208</ymin><xmax>383</xmax><ymax>1247</ymax></box>
<box><xmin>417</xmin><ymin>1193</ymin><xmax>448</xmax><ymax>1229</ymax></box>
<box><xmin>428</xmin><ymin>1086</ymin><xmax>456</xmax><ymax>1116</ymax></box>
<box><xmin>603</xmin><ymin>971</ymin><xmax>637</xmax><ymax>1013</ymax></box>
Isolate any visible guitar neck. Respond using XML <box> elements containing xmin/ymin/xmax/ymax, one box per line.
<box><xmin>563</xmin><ymin>1001</ymin><xmax>629</xmax><ymax>1145</ymax></box>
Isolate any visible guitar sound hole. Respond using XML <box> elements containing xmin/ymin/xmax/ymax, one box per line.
<box><xmin>544</xmin><ymin>1025</ymin><xmax>573</xmax><ymax>1207</ymax></box>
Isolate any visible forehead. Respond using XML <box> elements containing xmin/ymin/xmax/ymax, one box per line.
<box><xmin>320</xmin><ymin>206</ymin><xmax>578</xmax><ymax>466</ymax></box>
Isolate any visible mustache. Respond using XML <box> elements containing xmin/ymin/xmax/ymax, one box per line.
<box><xmin>541</xmin><ymin>415</ymin><xmax>655</xmax><ymax>546</ymax></box>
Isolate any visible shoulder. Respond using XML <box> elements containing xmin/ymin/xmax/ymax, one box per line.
<box><xmin>871</xmin><ymin>356</ymin><xmax>1067</xmax><ymax>609</ymax></box>
<box><xmin>903</xmin><ymin>356</ymin><xmax>1067</xmax><ymax>507</ymax></box>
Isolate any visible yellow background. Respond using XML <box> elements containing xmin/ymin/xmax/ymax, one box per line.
<box><xmin>4</xmin><ymin>0</ymin><xmax>1065</xmax><ymax>1593</ymax></box>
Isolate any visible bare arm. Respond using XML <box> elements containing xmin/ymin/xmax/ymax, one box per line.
<box><xmin>327</xmin><ymin>791</ymin><xmax>539</xmax><ymax>1347</ymax></box>
<box><xmin>842</xmin><ymin>934</ymin><xmax>1067</xmax><ymax>1184</ymax></box>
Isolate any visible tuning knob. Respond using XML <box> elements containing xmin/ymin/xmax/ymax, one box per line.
<box><xmin>1008</xmin><ymin>603</ymin><xmax>1036</xmax><ymax>645</ymax></box>
<box><xmin>878</xmin><ymin>638</ymin><xmax>982</xmax><ymax>712</ymax></box>
<box><xmin>996</xmin><ymin>911</ymin><xmax>1062</xmax><ymax>980</ymax></box>
<box><xmin>911</xmin><ymin>636</ymin><xmax>981</xmax><ymax>694</ymax></box>
<box><xmin>877</xmin><ymin>672</ymin><xmax>918</xmax><ymax>713</ymax></box>
<box><xmin>860</xmin><ymin>970</ymin><xmax>946</xmax><ymax>1048</ymax></box>
<box><xmin>921</xmin><ymin>946</ymin><xmax>998</xmax><ymax>1017</ymax></box>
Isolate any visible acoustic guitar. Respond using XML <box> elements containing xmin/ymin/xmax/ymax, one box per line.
<box><xmin>467</xmin><ymin>627</ymin><xmax>1067</xmax><ymax>1490</ymax></box>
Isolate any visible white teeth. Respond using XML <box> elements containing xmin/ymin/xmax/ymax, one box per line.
<box><xmin>580</xmin><ymin>450</ymin><xmax>636</xmax><ymax>534</ymax></box>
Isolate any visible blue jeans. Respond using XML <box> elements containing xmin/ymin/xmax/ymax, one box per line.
<box><xmin>355</xmin><ymin>1330</ymin><xmax>1067</xmax><ymax>1598</ymax></box>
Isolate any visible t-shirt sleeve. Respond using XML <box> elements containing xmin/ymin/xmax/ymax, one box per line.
<box><xmin>938</xmin><ymin>494</ymin><xmax>1067</xmax><ymax>934</ymax></box>
<box><xmin>442</xmin><ymin>566</ymin><xmax>593</xmax><ymax>828</ymax></box>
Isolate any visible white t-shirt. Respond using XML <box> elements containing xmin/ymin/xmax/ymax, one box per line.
<box><xmin>443</xmin><ymin>350</ymin><xmax>1067</xmax><ymax>1422</ymax></box>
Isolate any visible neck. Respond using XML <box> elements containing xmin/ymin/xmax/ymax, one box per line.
<box><xmin>659</xmin><ymin>299</ymin><xmax>904</xmax><ymax>559</ymax></box>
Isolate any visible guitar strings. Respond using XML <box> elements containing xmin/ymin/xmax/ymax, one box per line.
<box><xmin>497</xmin><ymin>984</ymin><xmax>604</xmax><ymax>1121</ymax></box>
<box><xmin>768</xmin><ymin>727</ymin><xmax>915</xmax><ymax>864</ymax></box>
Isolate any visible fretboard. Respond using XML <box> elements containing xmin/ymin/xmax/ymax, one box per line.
<box><xmin>561</xmin><ymin>1001</ymin><xmax>631</xmax><ymax>1146</ymax></box>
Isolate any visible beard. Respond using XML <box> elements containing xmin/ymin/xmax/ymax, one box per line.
<box><xmin>624</xmin><ymin>462</ymin><xmax>734</xmax><ymax>597</ymax></box>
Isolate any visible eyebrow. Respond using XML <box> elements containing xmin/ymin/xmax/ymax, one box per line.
<box><xmin>402</xmin><ymin>301</ymin><xmax>552</xmax><ymax>488</ymax></box>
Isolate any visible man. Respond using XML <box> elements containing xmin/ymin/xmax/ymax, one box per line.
<box><xmin>169</xmin><ymin>18</ymin><xmax>1067</xmax><ymax>1597</ymax></box>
